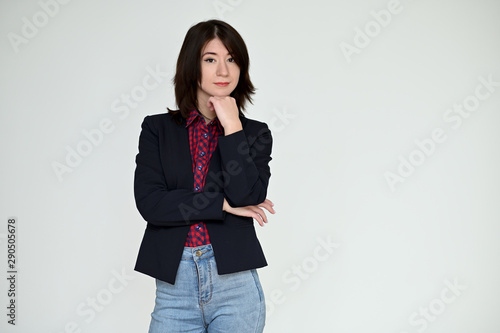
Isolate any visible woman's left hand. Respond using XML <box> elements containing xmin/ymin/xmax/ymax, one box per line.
<box><xmin>223</xmin><ymin>198</ymin><xmax>275</xmax><ymax>227</ymax></box>
<box><xmin>207</xmin><ymin>96</ymin><xmax>242</xmax><ymax>134</ymax></box>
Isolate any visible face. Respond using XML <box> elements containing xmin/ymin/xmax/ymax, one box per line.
<box><xmin>197</xmin><ymin>38</ymin><xmax>240</xmax><ymax>103</ymax></box>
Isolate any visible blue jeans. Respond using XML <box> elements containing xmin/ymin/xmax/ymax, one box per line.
<box><xmin>148</xmin><ymin>244</ymin><xmax>266</xmax><ymax>333</ymax></box>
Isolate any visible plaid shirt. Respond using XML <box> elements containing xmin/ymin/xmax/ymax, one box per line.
<box><xmin>184</xmin><ymin>109</ymin><xmax>224</xmax><ymax>247</ymax></box>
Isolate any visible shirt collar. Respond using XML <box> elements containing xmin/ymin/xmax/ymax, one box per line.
<box><xmin>185</xmin><ymin>108</ymin><xmax>199</xmax><ymax>128</ymax></box>
<box><xmin>185</xmin><ymin>109</ymin><xmax>223</xmax><ymax>133</ymax></box>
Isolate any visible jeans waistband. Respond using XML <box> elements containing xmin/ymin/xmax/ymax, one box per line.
<box><xmin>181</xmin><ymin>244</ymin><xmax>213</xmax><ymax>260</ymax></box>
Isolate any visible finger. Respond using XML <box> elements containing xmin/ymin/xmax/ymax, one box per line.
<box><xmin>249</xmin><ymin>210</ymin><xmax>264</xmax><ymax>226</ymax></box>
<box><xmin>207</xmin><ymin>99</ymin><xmax>215</xmax><ymax>112</ymax></box>
<box><xmin>253</xmin><ymin>207</ymin><xmax>267</xmax><ymax>224</ymax></box>
<box><xmin>258</xmin><ymin>201</ymin><xmax>275</xmax><ymax>214</ymax></box>
<box><xmin>256</xmin><ymin>214</ymin><xmax>264</xmax><ymax>227</ymax></box>
<box><xmin>262</xmin><ymin>198</ymin><xmax>274</xmax><ymax>208</ymax></box>
<box><xmin>267</xmin><ymin>199</ymin><xmax>276</xmax><ymax>213</ymax></box>
<box><xmin>247</xmin><ymin>207</ymin><xmax>265</xmax><ymax>226</ymax></box>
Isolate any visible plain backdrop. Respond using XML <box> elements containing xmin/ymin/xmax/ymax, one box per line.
<box><xmin>1</xmin><ymin>0</ymin><xmax>500</xmax><ymax>332</ymax></box>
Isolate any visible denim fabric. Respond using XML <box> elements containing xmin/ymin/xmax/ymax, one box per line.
<box><xmin>148</xmin><ymin>244</ymin><xmax>266</xmax><ymax>333</ymax></box>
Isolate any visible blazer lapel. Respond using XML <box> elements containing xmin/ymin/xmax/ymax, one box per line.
<box><xmin>161</xmin><ymin>117</ymin><xmax>194</xmax><ymax>190</ymax></box>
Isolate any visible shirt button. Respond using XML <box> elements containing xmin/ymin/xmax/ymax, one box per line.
<box><xmin>199</xmin><ymin>151</ymin><xmax>205</xmax><ymax>157</ymax></box>
<box><xmin>195</xmin><ymin>186</ymin><xmax>200</xmax><ymax>191</ymax></box>
<box><xmin>197</xmin><ymin>165</ymin><xmax>202</xmax><ymax>171</ymax></box>
<box><xmin>195</xmin><ymin>250</ymin><xmax>202</xmax><ymax>257</ymax></box>
<box><xmin>203</xmin><ymin>133</ymin><xmax>208</xmax><ymax>138</ymax></box>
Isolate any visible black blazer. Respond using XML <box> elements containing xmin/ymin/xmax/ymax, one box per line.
<box><xmin>134</xmin><ymin>112</ymin><xmax>273</xmax><ymax>284</ymax></box>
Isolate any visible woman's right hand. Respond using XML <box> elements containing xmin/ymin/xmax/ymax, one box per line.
<box><xmin>223</xmin><ymin>198</ymin><xmax>275</xmax><ymax>227</ymax></box>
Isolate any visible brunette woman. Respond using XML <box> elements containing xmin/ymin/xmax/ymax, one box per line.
<box><xmin>134</xmin><ymin>19</ymin><xmax>275</xmax><ymax>332</ymax></box>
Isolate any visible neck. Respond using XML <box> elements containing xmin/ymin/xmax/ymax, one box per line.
<box><xmin>196</xmin><ymin>92</ymin><xmax>216</xmax><ymax>124</ymax></box>
<box><xmin>199</xmin><ymin>111</ymin><xmax>215</xmax><ymax>124</ymax></box>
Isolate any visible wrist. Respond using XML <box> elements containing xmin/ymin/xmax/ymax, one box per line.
<box><xmin>223</xmin><ymin>121</ymin><xmax>243</xmax><ymax>136</ymax></box>
<box><xmin>222</xmin><ymin>198</ymin><xmax>230</xmax><ymax>212</ymax></box>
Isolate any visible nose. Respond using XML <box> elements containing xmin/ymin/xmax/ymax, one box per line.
<box><xmin>216</xmin><ymin>61</ymin><xmax>228</xmax><ymax>77</ymax></box>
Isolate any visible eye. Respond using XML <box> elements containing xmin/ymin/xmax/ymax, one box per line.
<box><xmin>204</xmin><ymin>58</ymin><xmax>215</xmax><ymax>63</ymax></box>
<box><xmin>227</xmin><ymin>57</ymin><xmax>235</xmax><ymax>63</ymax></box>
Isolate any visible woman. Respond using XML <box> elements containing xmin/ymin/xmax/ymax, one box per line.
<box><xmin>133</xmin><ymin>19</ymin><xmax>275</xmax><ymax>332</ymax></box>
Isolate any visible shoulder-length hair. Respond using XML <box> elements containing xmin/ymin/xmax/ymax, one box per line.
<box><xmin>168</xmin><ymin>20</ymin><xmax>255</xmax><ymax>124</ymax></box>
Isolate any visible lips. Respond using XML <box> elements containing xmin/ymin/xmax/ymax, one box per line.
<box><xmin>214</xmin><ymin>82</ymin><xmax>229</xmax><ymax>87</ymax></box>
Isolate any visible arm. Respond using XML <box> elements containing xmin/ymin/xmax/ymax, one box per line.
<box><xmin>134</xmin><ymin>116</ymin><xmax>225</xmax><ymax>226</ymax></box>
<box><xmin>207</xmin><ymin>96</ymin><xmax>273</xmax><ymax>207</ymax></box>
<box><xmin>223</xmin><ymin>197</ymin><xmax>275</xmax><ymax>226</ymax></box>
<box><xmin>217</xmin><ymin>122</ymin><xmax>273</xmax><ymax>207</ymax></box>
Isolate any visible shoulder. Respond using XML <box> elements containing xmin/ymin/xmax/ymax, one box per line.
<box><xmin>239</xmin><ymin>115</ymin><xmax>272</xmax><ymax>139</ymax></box>
<box><xmin>142</xmin><ymin>112</ymin><xmax>185</xmax><ymax>131</ymax></box>
<box><xmin>240</xmin><ymin>115</ymin><xmax>270</xmax><ymax>133</ymax></box>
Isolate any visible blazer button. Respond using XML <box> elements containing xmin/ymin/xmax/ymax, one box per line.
<box><xmin>195</xmin><ymin>250</ymin><xmax>202</xmax><ymax>257</ymax></box>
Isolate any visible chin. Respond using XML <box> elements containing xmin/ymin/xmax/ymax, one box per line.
<box><xmin>213</xmin><ymin>91</ymin><xmax>232</xmax><ymax>97</ymax></box>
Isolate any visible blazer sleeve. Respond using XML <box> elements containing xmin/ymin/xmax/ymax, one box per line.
<box><xmin>134</xmin><ymin>116</ymin><xmax>226</xmax><ymax>226</ymax></box>
<box><xmin>217</xmin><ymin>121</ymin><xmax>273</xmax><ymax>207</ymax></box>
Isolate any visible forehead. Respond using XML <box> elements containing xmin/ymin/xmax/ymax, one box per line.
<box><xmin>202</xmin><ymin>38</ymin><xmax>230</xmax><ymax>54</ymax></box>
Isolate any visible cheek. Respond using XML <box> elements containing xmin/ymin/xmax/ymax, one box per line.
<box><xmin>200</xmin><ymin>65</ymin><xmax>211</xmax><ymax>81</ymax></box>
<box><xmin>232</xmin><ymin>68</ymin><xmax>241</xmax><ymax>82</ymax></box>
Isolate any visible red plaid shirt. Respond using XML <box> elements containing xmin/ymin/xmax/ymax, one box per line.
<box><xmin>184</xmin><ymin>109</ymin><xmax>223</xmax><ymax>247</ymax></box>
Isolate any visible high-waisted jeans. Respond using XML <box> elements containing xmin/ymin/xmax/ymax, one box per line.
<box><xmin>148</xmin><ymin>244</ymin><xmax>266</xmax><ymax>333</ymax></box>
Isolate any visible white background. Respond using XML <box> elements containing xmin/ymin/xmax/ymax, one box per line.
<box><xmin>1</xmin><ymin>0</ymin><xmax>500</xmax><ymax>332</ymax></box>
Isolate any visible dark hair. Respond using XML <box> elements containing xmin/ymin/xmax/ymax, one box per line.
<box><xmin>167</xmin><ymin>20</ymin><xmax>255</xmax><ymax>124</ymax></box>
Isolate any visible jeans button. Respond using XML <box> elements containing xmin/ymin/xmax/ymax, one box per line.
<box><xmin>195</xmin><ymin>250</ymin><xmax>202</xmax><ymax>257</ymax></box>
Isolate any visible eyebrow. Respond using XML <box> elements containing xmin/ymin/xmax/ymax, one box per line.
<box><xmin>202</xmin><ymin>51</ymin><xmax>232</xmax><ymax>57</ymax></box>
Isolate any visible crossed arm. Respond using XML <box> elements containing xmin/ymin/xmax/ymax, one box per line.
<box><xmin>134</xmin><ymin>115</ymin><xmax>275</xmax><ymax>227</ymax></box>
